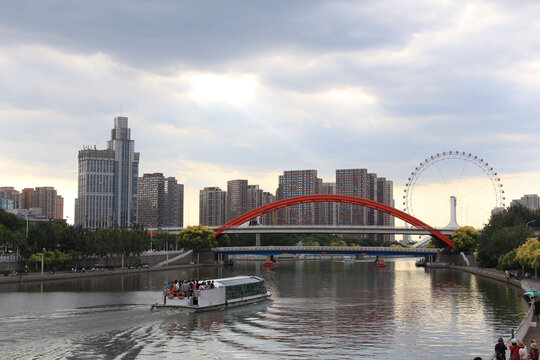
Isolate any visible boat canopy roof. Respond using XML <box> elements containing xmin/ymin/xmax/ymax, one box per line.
<box><xmin>214</xmin><ymin>276</ymin><xmax>263</xmax><ymax>287</ymax></box>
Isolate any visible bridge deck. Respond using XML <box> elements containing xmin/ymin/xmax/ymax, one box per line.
<box><xmin>214</xmin><ymin>246</ymin><xmax>439</xmax><ymax>257</ymax></box>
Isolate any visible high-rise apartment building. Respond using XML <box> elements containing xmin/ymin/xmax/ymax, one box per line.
<box><xmin>261</xmin><ymin>191</ymin><xmax>275</xmax><ymax>225</ymax></box>
<box><xmin>138</xmin><ymin>173</ymin><xmax>165</xmax><ymax>227</ymax></box>
<box><xmin>247</xmin><ymin>185</ymin><xmax>263</xmax><ymax>210</ymax></box>
<box><xmin>276</xmin><ymin>170</ymin><xmax>322</xmax><ymax>224</ymax></box>
<box><xmin>164</xmin><ymin>178</ymin><xmax>184</xmax><ymax>227</ymax></box>
<box><xmin>200</xmin><ymin>187</ymin><xmax>227</xmax><ymax>226</ymax></box>
<box><xmin>366</xmin><ymin>173</ymin><xmax>378</xmax><ymax>226</ymax></box>
<box><xmin>336</xmin><ymin>169</ymin><xmax>395</xmax><ymax>241</ymax></box>
<box><xmin>227</xmin><ymin>180</ymin><xmax>249</xmax><ymax>221</ymax></box>
<box><xmin>137</xmin><ymin>173</ymin><xmax>184</xmax><ymax>228</ymax></box>
<box><xmin>376</xmin><ymin>177</ymin><xmax>395</xmax><ymax>241</ymax></box>
<box><xmin>1</xmin><ymin>186</ymin><xmax>63</xmax><ymax>219</ymax></box>
<box><xmin>21</xmin><ymin>188</ymin><xmax>33</xmax><ymax>209</ymax></box>
<box><xmin>336</xmin><ymin>169</ymin><xmax>368</xmax><ymax>225</ymax></box>
<box><xmin>0</xmin><ymin>187</ymin><xmax>20</xmax><ymax>209</ymax></box>
<box><xmin>55</xmin><ymin>195</ymin><xmax>64</xmax><ymax>220</ymax></box>
<box><xmin>319</xmin><ymin>182</ymin><xmax>336</xmax><ymax>225</ymax></box>
<box><xmin>510</xmin><ymin>194</ymin><xmax>540</xmax><ymax>210</ymax></box>
<box><xmin>75</xmin><ymin>116</ymin><xmax>140</xmax><ymax>228</ymax></box>
<box><xmin>34</xmin><ymin>187</ymin><xmax>57</xmax><ymax>220</ymax></box>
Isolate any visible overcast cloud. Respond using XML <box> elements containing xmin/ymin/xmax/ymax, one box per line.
<box><xmin>1</xmin><ymin>1</ymin><xmax>540</xmax><ymax>226</ymax></box>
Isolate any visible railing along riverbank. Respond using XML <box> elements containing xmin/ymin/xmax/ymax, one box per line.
<box><xmin>451</xmin><ymin>266</ymin><xmax>535</xmax><ymax>360</ymax></box>
<box><xmin>0</xmin><ymin>262</ymin><xmax>225</xmax><ymax>285</ymax></box>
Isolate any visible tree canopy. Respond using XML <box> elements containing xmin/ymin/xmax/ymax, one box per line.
<box><xmin>178</xmin><ymin>225</ymin><xmax>218</xmax><ymax>250</ymax></box>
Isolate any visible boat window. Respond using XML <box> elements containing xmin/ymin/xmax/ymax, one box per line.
<box><xmin>225</xmin><ymin>281</ymin><xmax>266</xmax><ymax>300</ymax></box>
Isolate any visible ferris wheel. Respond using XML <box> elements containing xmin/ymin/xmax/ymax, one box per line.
<box><xmin>403</xmin><ymin>151</ymin><xmax>505</xmax><ymax>229</ymax></box>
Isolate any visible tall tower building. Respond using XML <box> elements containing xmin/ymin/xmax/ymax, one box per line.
<box><xmin>226</xmin><ymin>180</ymin><xmax>248</xmax><ymax>221</ymax></box>
<box><xmin>247</xmin><ymin>185</ymin><xmax>263</xmax><ymax>210</ymax></box>
<box><xmin>376</xmin><ymin>177</ymin><xmax>395</xmax><ymax>242</ymax></box>
<box><xmin>75</xmin><ymin>116</ymin><xmax>140</xmax><ymax>228</ymax></box>
<box><xmin>55</xmin><ymin>195</ymin><xmax>64</xmax><ymax>220</ymax></box>
<box><xmin>164</xmin><ymin>178</ymin><xmax>184</xmax><ymax>227</ymax></box>
<box><xmin>0</xmin><ymin>187</ymin><xmax>20</xmax><ymax>209</ymax></box>
<box><xmin>366</xmin><ymin>173</ymin><xmax>378</xmax><ymax>226</ymax></box>
<box><xmin>276</xmin><ymin>170</ymin><xmax>321</xmax><ymax>224</ymax></box>
<box><xmin>34</xmin><ymin>187</ymin><xmax>57</xmax><ymax>220</ymax></box>
<box><xmin>137</xmin><ymin>173</ymin><xmax>165</xmax><ymax>227</ymax></box>
<box><xmin>336</xmin><ymin>169</ymin><xmax>368</xmax><ymax>225</ymax></box>
<box><xmin>260</xmin><ymin>191</ymin><xmax>275</xmax><ymax>225</ymax></box>
<box><xmin>200</xmin><ymin>187</ymin><xmax>227</xmax><ymax>226</ymax></box>
<box><xmin>21</xmin><ymin>188</ymin><xmax>34</xmax><ymax>209</ymax></box>
<box><xmin>511</xmin><ymin>194</ymin><xmax>540</xmax><ymax>210</ymax></box>
<box><xmin>319</xmin><ymin>182</ymin><xmax>336</xmax><ymax>225</ymax></box>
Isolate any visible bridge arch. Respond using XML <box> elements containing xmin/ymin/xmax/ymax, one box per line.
<box><xmin>215</xmin><ymin>194</ymin><xmax>454</xmax><ymax>248</ymax></box>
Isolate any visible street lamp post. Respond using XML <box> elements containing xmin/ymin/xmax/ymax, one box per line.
<box><xmin>41</xmin><ymin>248</ymin><xmax>45</xmax><ymax>276</ymax></box>
<box><xmin>526</xmin><ymin>220</ymin><xmax>537</xmax><ymax>279</ymax></box>
<box><xmin>24</xmin><ymin>210</ymin><xmax>29</xmax><ymax>239</ymax></box>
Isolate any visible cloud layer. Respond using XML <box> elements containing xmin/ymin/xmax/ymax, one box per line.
<box><xmin>2</xmin><ymin>1</ymin><xmax>540</xmax><ymax>226</ymax></box>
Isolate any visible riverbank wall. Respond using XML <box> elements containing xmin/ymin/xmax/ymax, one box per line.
<box><xmin>0</xmin><ymin>250</ymin><xmax>194</xmax><ymax>273</ymax></box>
<box><xmin>452</xmin><ymin>265</ymin><xmax>536</xmax><ymax>360</ymax></box>
<box><xmin>0</xmin><ymin>261</ymin><xmax>225</xmax><ymax>285</ymax></box>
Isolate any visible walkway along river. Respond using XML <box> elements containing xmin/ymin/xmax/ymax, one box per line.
<box><xmin>0</xmin><ymin>259</ymin><xmax>528</xmax><ymax>359</ymax></box>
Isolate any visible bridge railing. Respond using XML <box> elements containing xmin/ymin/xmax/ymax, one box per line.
<box><xmin>214</xmin><ymin>246</ymin><xmax>440</xmax><ymax>253</ymax></box>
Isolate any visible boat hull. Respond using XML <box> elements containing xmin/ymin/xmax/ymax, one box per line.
<box><xmin>151</xmin><ymin>292</ymin><xmax>271</xmax><ymax>312</ymax></box>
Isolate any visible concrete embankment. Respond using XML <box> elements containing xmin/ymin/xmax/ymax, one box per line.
<box><xmin>0</xmin><ymin>262</ymin><xmax>222</xmax><ymax>285</ymax></box>
<box><xmin>452</xmin><ymin>265</ymin><xmax>539</xmax><ymax>360</ymax></box>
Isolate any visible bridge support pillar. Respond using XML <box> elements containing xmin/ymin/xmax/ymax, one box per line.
<box><xmin>255</xmin><ymin>233</ymin><xmax>261</xmax><ymax>247</ymax></box>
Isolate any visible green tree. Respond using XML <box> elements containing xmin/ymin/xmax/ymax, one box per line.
<box><xmin>515</xmin><ymin>237</ymin><xmax>540</xmax><ymax>270</ymax></box>
<box><xmin>452</xmin><ymin>226</ymin><xmax>480</xmax><ymax>253</ymax></box>
<box><xmin>498</xmin><ymin>249</ymin><xmax>519</xmax><ymax>270</ymax></box>
<box><xmin>476</xmin><ymin>205</ymin><xmax>538</xmax><ymax>267</ymax></box>
<box><xmin>178</xmin><ymin>225</ymin><xmax>218</xmax><ymax>250</ymax></box>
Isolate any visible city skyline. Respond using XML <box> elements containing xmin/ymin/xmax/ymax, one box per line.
<box><xmin>2</xmin><ymin>2</ymin><xmax>540</xmax><ymax>227</ymax></box>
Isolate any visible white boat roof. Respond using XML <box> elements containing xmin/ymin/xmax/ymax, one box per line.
<box><xmin>213</xmin><ymin>276</ymin><xmax>264</xmax><ymax>287</ymax></box>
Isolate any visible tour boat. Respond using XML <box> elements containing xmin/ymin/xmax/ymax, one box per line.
<box><xmin>151</xmin><ymin>275</ymin><xmax>272</xmax><ymax>312</ymax></box>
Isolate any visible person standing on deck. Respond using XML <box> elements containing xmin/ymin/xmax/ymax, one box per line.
<box><xmin>494</xmin><ymin>337</ymin><xmax>507</xmax><ymax>360</ymax></box>
<box><xmin>510</xmin><ymin>339</ymin><xmax>520</xmax><ymax>360</ymax></box>
<box><xmin>534</xmin><ymin>298</ymin><xmax>540</xmax><ymax>322</ymax></box>
<box><xmin>517</xmin><ymin>340</ymin><xmax>527</xmax><ymax>360</ymax></box>
<box><xmin>530</xmin><ymin>342</ymin><xmax>539</xmax><ymax>360</ymax></box>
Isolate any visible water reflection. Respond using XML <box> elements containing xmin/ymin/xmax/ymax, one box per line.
<box><xmin>0</xmin><ymin>260</ymin><xmax>527</xmax><ymax>360</ymax></box>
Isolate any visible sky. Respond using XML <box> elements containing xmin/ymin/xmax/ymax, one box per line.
<box><xmin>2</xmin><ymin>1</ymin><xmax>540</xmax><ymax>229</ymax></box>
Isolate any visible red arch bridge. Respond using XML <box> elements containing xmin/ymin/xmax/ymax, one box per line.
<box><xmin>214</xmin><ymin>194</ymin><xmax>454</xmax><ymax>248</ymax></box>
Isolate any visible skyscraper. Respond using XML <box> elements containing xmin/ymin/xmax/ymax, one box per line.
<box><xmin>376</xmin><ymin>177</ymin><xmax>395</xmax><ymax>241</ymax></box>
<box><xmin>226</xmin><ymin>179</ymin><xmax>248</xmax><ymax>221</ymax></box>
<box><xmin>137</xmin><ymin>173</ymin><xmax>165</xmax><ymax>227</ymax></box>
<box><xmin>199</xmin><ymin>187</ymin><xmax>227</xmax><ymax>226</ymax></box>
<box><xmin>336</xmin><ymin>169</ymin><xmax>368</xmax><ymax>226</ymax></box>
<box><xmin>137</xmin><ymin>173</ymin><xmax>184</xmax><ymax>228</ymax></box>
<box><xmin>75</xmin><ymin>116</ymin><xmax>140</xmax><ymax>228</ymax></box>
<box><xmin>336</xmin><ymin>169</ymin><xmax>395</xmax><ymax>241</ymax></box>
<box><xmin>164</xmin><ymin>178</ymin><xmax>184</xmax><ymax>227</ymax></box>
<box><xmin>319</xmin><ymin>182</ymin><xmax>336</xmax><ymax>225</ymax></box>
<box><xmin>276</xmin><ymin>170</ymin><xmax>321</xmax><ymax>224</ymax></box>
<box><xmin>510</xmin><ymin>194</ymin><xmax>540</xmax><ymax>210</ymax></box>
<box><xmin>0</xmin><ymin>187</ymin><xmax>20</xmax><ymax>209</ymax></box>
<box><xmin>34</xmin><ymin>187</ymin><xmax>58</xmax><ymax>220</ymax></box>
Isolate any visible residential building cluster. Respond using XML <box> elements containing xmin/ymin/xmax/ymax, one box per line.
<box><xmin>510</xmin><ymin>194</ymin><xmax>540</xmax><ymax>210</ymax></box>
<box><xmin>199</xmin><ymin>169</ymin><xmax>395</xmax><ymax>241</ymax></box>
<box><xmin>74</xmin><ymin>116</ymin><xmax>184</xmax><ymax>229</ymax></box>
<box><xmin>0</xmin><ymin>186</ymin><xmax>64</xmax><ymax>221</ymax></box>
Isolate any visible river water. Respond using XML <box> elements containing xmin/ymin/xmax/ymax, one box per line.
<box><xmin>0</xmin><ymin>259</ymin><xmax>526</xmax><ymax>359</ymax></box>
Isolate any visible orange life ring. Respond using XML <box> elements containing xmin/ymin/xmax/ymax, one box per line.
<box><xmin>167</xmin><ymin>291</ymin><xmax>175</xmax><ymax>299</ymax></box>
<box><xmin>176</xmin><ymin>291</ymin><xmax>185</xmax><ymax>299</ymax></box>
